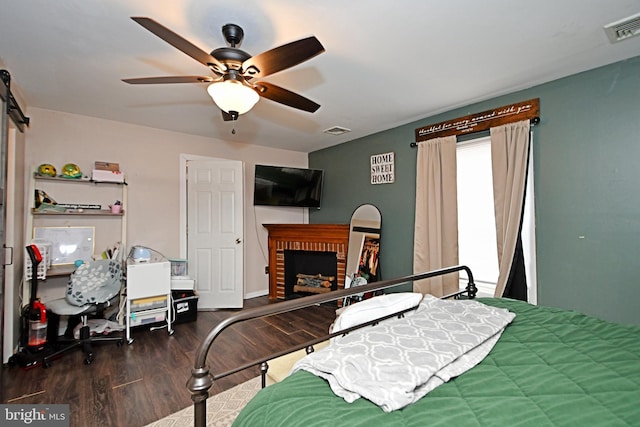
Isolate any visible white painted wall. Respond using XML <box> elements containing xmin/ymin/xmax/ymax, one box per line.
<box><xmin>24</xmin><ymin>107</ymin><xmax>310</xmax><ymax>298</ymax></box>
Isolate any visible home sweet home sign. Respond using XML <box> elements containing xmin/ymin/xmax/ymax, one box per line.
<box><xmin>371</xmin><ymin>152</ymin><xmax>395</xmax><ymax>184</ymax></box>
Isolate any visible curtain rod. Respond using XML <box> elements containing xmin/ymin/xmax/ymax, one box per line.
<box><xmin>1</xmin><ymin>70</ymin><xmax>30</xmax><ymax>132</ymax></box>
<box><xmin>409</xmin><ymin>117</ymin><xmax>540</xmax><ymax>147</ymax></box>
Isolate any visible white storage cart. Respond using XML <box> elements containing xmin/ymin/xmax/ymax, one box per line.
<box><xmin>125</xmin><ymin>246</ymin><xmax>173</xmax><ymax>344</ymax></box>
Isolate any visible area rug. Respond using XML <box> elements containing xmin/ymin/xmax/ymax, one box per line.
<box><xmin>145</xmin><ymin>377</ymin><xmax>262</xmax><ymax>427</ymax></box>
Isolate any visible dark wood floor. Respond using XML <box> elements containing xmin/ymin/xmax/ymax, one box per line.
<box><xmin>1</xmin><ymin>296</ymin><xmax>337</xmax><ymax>427</ymax></box>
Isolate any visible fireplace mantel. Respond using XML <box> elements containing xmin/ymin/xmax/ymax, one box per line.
<box><xmin>264</xmin><ymin>224</ymin><xmax>350</xmax><ymax>300</ymax></box>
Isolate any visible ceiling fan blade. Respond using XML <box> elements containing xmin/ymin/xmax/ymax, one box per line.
<box><xmin>254</xmin><ymin>82</ymin><xmax>320</xmax><ymax>113</ymax></box>
<box><xmin>122</xmin><ymin>76</ymin><xmax>214</xmax><ymax>84</ymax></box>
<box><xmin>242</xmin><ymin>36</ymin><xmax>324</xmax><ymax>79</ymax></box>
<box><xmin>131</xmin><ymin>17</ymin><xmax>225</xmax><ymax>72</ymax></box>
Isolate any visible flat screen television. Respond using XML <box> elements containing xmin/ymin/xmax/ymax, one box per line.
<box><xmin>253</xmin><ymin>164</ymin><xmax>324</xmax><ymax>208</ymax></box>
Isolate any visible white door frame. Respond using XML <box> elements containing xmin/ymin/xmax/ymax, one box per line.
<box><xmin>2</xmin><ymin>125</ymin><xmax>20</xmax><ymax>363</ymax></box>
<box><xmin>179</xmin><ymin>154</ymin><xmax>245</xmax><ymax>296</ymax></box>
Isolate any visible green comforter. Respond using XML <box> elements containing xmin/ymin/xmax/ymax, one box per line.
<box><xmin>233</xmin><ymin>298</ymin><xmax>640</xmax><ymax>426</ymax></box>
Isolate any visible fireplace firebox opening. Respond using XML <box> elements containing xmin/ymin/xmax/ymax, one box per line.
<box><xmin>284</xmin><ymin>250</ymin><xmax>338</xmax><ymax>298</ymax></box>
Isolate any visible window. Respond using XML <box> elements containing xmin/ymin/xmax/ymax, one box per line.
<box><xmin>456</xmin><ymin>134</ymin><xmax>537</xmax><ymax>301</ymax></box>
<box><xmin>456</xmin><ymin>136</ymin><xmax>499</xmax><ymax>296</ymax></box>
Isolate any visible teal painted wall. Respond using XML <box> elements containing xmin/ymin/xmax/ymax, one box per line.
<box><xmin>309</xmin><ymin>55</ymin><xmax>640</xmax><ymax>326</ymax></box>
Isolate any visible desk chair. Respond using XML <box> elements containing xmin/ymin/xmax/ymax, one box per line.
<box><xmin>43</xmin><ymin>259</ymin><xmax>124</xmax><ymax>367</ymax></box>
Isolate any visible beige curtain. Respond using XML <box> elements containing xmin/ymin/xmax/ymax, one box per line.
<box><xmin>490</xmin><ymin>120</ymin><xmax>531</xmax><ymax>297</ymax></box>
<box><xmin>413</xmin><ymin>136</ymin><xmax>459</xmax><ymax>296</ymax></box>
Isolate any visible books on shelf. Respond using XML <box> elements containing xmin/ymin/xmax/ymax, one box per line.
<box><xmin>57</xmin><ymin>203</ymin><xmax>102</xmax><ymax>210</ymax></box>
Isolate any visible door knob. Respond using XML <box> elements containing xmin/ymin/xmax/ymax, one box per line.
<box><xmin>236</xmin><ymin>238</ymin><xmax>241</xmax><ymax>244</ymax></box>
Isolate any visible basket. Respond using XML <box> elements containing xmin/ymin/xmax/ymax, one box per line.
<box><xmin>25</xmin><ymin>240</ymin><xmax>51</xmax><ymax>280</ymax></box>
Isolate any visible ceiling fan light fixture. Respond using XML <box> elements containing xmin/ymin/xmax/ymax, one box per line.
<box><xmin>207</xmin><ymin>80</ymin><xmax>259</xmax><ymax>115</ymax></box>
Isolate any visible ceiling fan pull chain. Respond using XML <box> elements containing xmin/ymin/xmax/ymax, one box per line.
<box><xmin>230</xmin><ymin>110</ymin><xmax>239</xmax><ymax>134</ymax></box>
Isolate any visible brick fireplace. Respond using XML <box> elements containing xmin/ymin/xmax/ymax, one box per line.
<box><xmin>264</xmin><ymin>224</ymin><xmax>350</xmax><ymax>300</ymax></box>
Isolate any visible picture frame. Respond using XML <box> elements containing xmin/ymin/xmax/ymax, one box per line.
<box><xmin>33</xmin><ymin>226</ymin><xmax>95</xmax><ymax>265</ymax></box>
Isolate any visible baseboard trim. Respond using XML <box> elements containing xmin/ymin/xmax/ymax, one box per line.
<box><xmin>244</xmin><ymin>289</ymin><xmax>269</xmax><ymax>300</ymax></box>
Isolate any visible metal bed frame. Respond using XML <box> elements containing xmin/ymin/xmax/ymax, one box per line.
<box><xmin>187</xmin><ymin>265</ymin><xmax>478</xmax><ymax>427</ymax></box>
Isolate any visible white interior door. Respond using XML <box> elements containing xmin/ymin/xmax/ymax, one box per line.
<box><xmin>187</xmin><ymin>159</ymin><xmax>243</xmax><ymax>309</ymax></box>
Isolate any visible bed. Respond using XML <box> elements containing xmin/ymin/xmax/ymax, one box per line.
<box><xmin>187</xmin><ymin>266</ymin><xmax>640</xmax><ymax>426</ymax></box>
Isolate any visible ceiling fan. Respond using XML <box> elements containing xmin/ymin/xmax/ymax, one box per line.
<box><xmin>122</xmin><ymin>17</ymin><xmax>325</xmax><ymax>122</ymax></box>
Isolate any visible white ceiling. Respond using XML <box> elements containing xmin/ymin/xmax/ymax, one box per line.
<box><xmin>1</xmin><ymin>1</ymin><xmax>639</xmax><ymax>153</ymax></box>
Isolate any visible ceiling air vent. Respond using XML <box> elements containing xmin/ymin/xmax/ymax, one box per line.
<box><xmin>604</xmin><ymin>13</ymin><xmax>640</xmax><ymax>43</ymax></box>
<box><xmin>323</xmin><ymin>126</ymin><xmax>351</xmax><ymax>136</ymax></box>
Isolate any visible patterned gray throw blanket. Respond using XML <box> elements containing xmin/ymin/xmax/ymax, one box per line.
<box><xmin>292</xmin><ymin>295</ymin><xmax>515</xmax><ymax>412</ymax></box>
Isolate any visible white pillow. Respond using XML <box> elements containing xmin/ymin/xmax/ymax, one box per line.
<box><xmin>332</xmin><ymin>292</ymin><xmax>423</xmax><ymax>334</ymax></box>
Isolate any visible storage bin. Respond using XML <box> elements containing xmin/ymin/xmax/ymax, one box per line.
<box><xmin>171</xmin><ymin>277</ymin><xmax>195</xmax><ymax>290</ymax></box>
<box><xmin>172</xmin><ymin>290</ymin><xmax>198</xmax><ymax>324</ymax></box>
<box><xmin>169</xmin><ymin>258</ymin><xmax>188</xmax><ymax>277</ymax></box>
<box><xmin>129</xmin><ymin>311</ymin><xmax>166</xmax><ymax>327</ymax></box>
<box><xmin>130</xmin><ymin>295</ymin><xmax>168</xmax><ymax>312</ymax></box>
<box><xmin>24</xmin><ymin>240</ymin><xmax>51</xmax><ymax>280</ymax></box>
<box><xmin>91</xmin><ymin>169</ymin><xmax>125</xmax><ymax>182</ymax></box>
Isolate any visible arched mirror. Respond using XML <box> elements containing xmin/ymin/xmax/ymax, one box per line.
<box><xmin>345</xmin><ymin>204</ymin><xmax>381</xmax><ymax>282</ymax></box>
